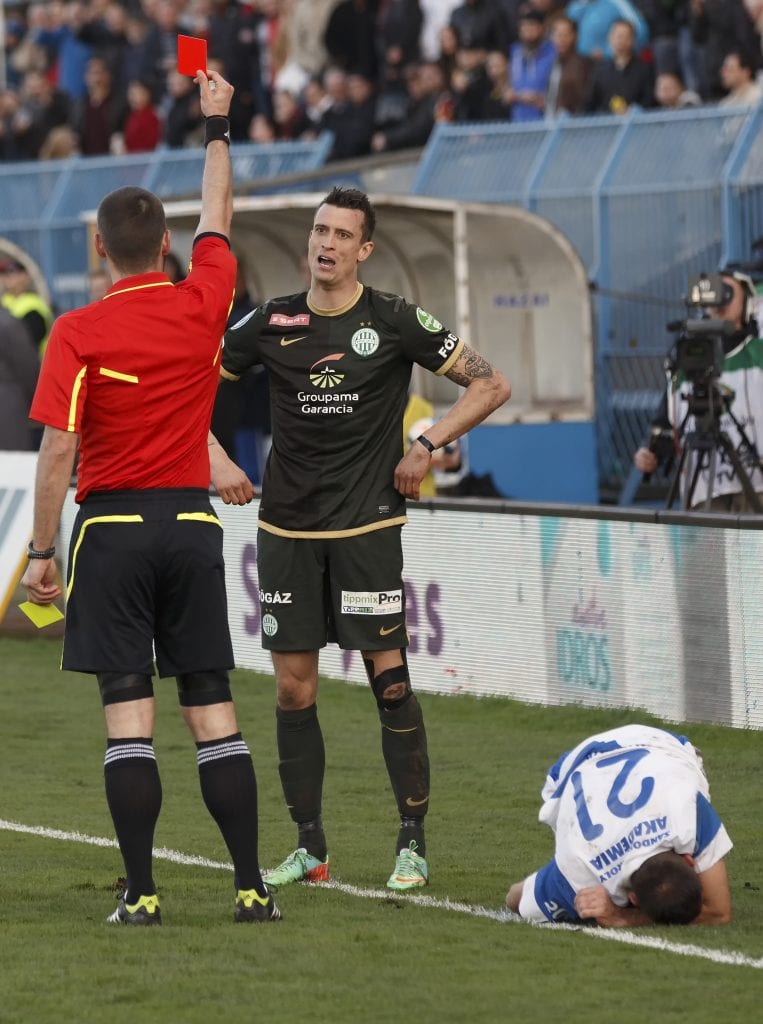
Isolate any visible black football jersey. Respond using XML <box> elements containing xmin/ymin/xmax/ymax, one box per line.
<box><xmin>221</xmin><ymin>285</ymin><xmax>463</xmax><ymax>535</ymax></box>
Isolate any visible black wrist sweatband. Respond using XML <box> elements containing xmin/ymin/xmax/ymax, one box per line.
<box><xmin>28</xmin><ymin>541</ymin><xmax>56</xmax><ymax>560</ymax></box>
<box><xmin>415</xmin><ymin>434</ymin><xmax>435</xmax><ymax>454</ymax></box>
<box><xmin>204</xmin><ymin>115</ymin><xmax>230</xmax><ymax>147</ymax></box>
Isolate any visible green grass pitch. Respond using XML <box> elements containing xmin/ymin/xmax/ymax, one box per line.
<box><xmin>1</xmin><ymin>635</ymin><xmax>762</xmax><ymax>1023</ymax></box>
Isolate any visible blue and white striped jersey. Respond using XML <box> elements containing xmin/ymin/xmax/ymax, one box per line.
<box><xmin>518</xmin><ymin>725</ymin><xmax>733</xmax><ymax>924</ymax></box>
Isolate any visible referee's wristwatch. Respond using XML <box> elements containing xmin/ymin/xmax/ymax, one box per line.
<box><xmin>27</xmin><ymin>542</ymin><xmax>56</xmax><ymax>559</ymax></box>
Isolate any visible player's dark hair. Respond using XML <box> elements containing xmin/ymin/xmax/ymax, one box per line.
<box><xmin>96</xmin><ymin>186</ymin><xmax>166</xmax><ymax>274</ymax></box>
<box><xmin>319</xmin><ymin>186</ymin><xmax>376</xmax><ymax>242</ymax></box>
<box><xmin>629</xmin><ymin>852</ymin><xmax>702</xmax><ymax>925</ymax></box>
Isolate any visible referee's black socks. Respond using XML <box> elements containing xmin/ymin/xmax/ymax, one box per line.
<box><xmin>196</xmin><ymin>733</ymin><xmax>268</xmax><ymax>898</ymax></box>
<box><xmin>104</xmin><ymin>737</ymin><xmax>162</xmax><ymax>902</ymax></box>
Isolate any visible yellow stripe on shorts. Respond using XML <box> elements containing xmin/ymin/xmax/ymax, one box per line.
<box><xmin>66</xmin><ymin>515</ymin><xmax>144</xmax><ymax>600</ymax></box>
<box><xmin>177</xmin><ymin>512</ymin><xmax>222</xmax><ymax>526</ymax></box>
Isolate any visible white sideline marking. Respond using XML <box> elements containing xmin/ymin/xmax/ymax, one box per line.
<box><xmin>2</xmin><ymin>818</ymin><xmax>761</xmax><ymax>970</ymax></box>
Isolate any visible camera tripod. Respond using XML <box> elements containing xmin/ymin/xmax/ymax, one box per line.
<box><xmin>665</xmin><ymin>385</ymin><xmax>763</xmax><ymax>512</ymax></box>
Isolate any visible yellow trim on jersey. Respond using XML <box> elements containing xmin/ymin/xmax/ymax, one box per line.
<box><xmin>257</xmin><ymin>515</ymin><xmax>407</xmax><ymax>540</ymax></box>
<box><xmin>100</xmin><ymin>367</ymin><xmax>139</xmax><ymax>383</ymax></box>
<box><xmin>66</xmin><ymin>515</ymin><xmax>144</xmax><ymax>600</ymax></box>
<box><xmin>434</xmin><ymin>337</ymin><xmax>465</xmax><ymax>376</ymax></box>
<box><xmin>68</xmin><ymin>366</ymin><xmax>87</xmax><ymax>431</ymax></box>
<box><xmin>177</xmin><ymin>512</ymin><xmax>222</xmax><ymax>527</ymax></box>
<box><xmin>103</xmin><ymin>281</ymin><xmax>174</xmax><ymax>299</ymax></box>
<box><xmin>220</xmin><ymin>365</ymin><xmax>240</xmax><ymax>381</ymax></box>
<box><xmin>217</xmin><ymin>287</ymin><xmax>236</xmax><ymax>366</ymax></box>
<box><xmin>306</xmin><ymin>282</ymin><xmax>363</xmax><ymax>317</ymax></box>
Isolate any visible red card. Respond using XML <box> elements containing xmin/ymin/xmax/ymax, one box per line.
<box><xmin>177</xmin><ymin>34</ymin><xmax>207</xmax><ymax>77</ymax></box>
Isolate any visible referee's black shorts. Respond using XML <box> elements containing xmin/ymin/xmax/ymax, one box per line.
<box><xmin>63</xmin><ymin>488</ymin><xmax>234</xmax><ymax>677</ymax></box>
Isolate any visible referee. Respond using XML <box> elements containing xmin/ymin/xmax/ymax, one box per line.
<box><xmin>22</xmin><ymin>69</ymin><xmax>279</xmax><ymax>926</ymax></box>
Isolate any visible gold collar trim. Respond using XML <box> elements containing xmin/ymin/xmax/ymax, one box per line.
<box><xmin>306</xmin><ymin>282</ymin><xmax>363</xmax><ymax>317</ymax></box>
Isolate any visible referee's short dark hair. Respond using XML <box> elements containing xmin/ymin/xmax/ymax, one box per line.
<box><xmin>320</xmin><ymin>186</ymin><xmax>376</xmax><ymax>242</ymax></box>
<box><xmin>97</xmin><ymin>186</ymin><xmax>167</xmax><ymax>273</ymax></box>
<box><xmin>629</xmin><ymin>852</ymin><xmax>703</xmax><ymax>925</ymax></box>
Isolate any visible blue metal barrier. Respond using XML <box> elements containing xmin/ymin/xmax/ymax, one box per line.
<box><xmin>0</xmin><ymin>136</ymin><xmax>332</xmax><ymax>312</ymax></box>
<box><xmin>412</xmin><ymin>108</ymin><xmax>763</xmax><ymax>495</ymax></box>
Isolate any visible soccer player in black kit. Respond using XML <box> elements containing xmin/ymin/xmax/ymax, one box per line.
<box><xmin>212</xmin><ymin>187</ymin><xmax>510</xmax><ymax>890</ymax></box>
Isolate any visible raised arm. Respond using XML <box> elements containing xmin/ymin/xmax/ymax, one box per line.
<box><xmin>394</xmin><ymin>344</ymin><xmax>510</xmax><ymax>500</ymax></box>
<box><xmin>194</xmin><ymin>69</ymin><xmax>234</xmax><ymax>239</ymax></box>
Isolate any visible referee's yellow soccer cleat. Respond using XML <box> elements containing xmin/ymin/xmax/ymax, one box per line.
<box><xmin>386</xmin><ymin>840</ymin><xmax>429</xmax><ymax>891</ymax></box>
<box><xmin>234</xmin><ymin>889</ymin><xmax>282</xmax><ymax>923</ymax></box>
<box><xmin>106</xmin><ymin>893</ymin><xmax>161</xmax><ymax>926</ymax></box>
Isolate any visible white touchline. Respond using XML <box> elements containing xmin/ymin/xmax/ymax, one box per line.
<box><xmin>2</xmin><ymin>818</ymin><xmax>761</xmax><ymax>971</ymax></box>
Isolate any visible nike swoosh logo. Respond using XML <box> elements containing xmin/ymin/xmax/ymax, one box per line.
<box><xmin>379</xmin><ymin>623</ymin><xmax>403</xmax><ymax>636</ymax></box>
<box><xmin>280</xmin><ymin>335</ymin><xmax>308</xmax><ymax>346</ymax></box>
<box><xmin>405</xmin><ymin>796</ymin><xmax>429</xmax><ymax>808</ymax></box>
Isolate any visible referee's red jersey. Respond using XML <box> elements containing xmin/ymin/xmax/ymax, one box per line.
<box><xmin>30</xmin><ymin>234</ymin><xmax>236</xmax><ymax>502</ymax></box>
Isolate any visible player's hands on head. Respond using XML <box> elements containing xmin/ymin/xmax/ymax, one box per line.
<box><xmin>574</xmin><ymin>885</ymin><xmax>620</xmax><ymax>926</ymax></box>
<box><xmin>196</xmin><ymin>69</ymin><xmax>234</xmax><ymax>118</ymax></box>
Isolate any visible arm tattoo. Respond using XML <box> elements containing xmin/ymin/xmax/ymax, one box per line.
<box><xmin>445</xmin><ymin>344</ymin><xmax>494</xmax><ymax>387</ymax></box>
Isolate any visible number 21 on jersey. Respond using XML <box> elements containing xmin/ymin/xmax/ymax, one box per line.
<box><xmin>571</xmin><ymin>749</ymin><xmax>655</xmax><ymax>841</ymax></box>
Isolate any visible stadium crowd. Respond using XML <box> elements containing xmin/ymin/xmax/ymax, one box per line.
<box><xmin>0</xmin><ymin>0</ymin><xmax>762</xmax><ymax>164</ymax></box>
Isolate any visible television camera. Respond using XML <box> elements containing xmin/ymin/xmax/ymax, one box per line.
<box><xmin>647</xmin><ymin>272</ymin><xmax>762</xmax><ymax>511</ymax></box>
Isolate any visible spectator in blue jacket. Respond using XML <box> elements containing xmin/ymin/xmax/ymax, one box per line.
<box><xmin>34</xmin><ymin>1</ymin><xmax>92</xmax><ymax>101</ymax></box>
<box><xmin>566</xmin><ymin>0</ymin><xmax>649</xmax><ymax>58</ymax></box>
<box><xmin>506</xmin><ymin>7</ymin><xmax>557</xmax><ymax>120</ymax></box>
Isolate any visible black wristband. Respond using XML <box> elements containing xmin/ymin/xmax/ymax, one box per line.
<box><xmin>204</xmin><ymin>115</ymin><xmax>231</xmax><ymax>147</ymax></box>
<box><xmin>27</xmin><ymin>541</ymin><xmax>56</xmax><ymax>560</ymax></box>
<box><xmin>415</xmin><ymin>434</ymin><xmax>435</xmax><ymax>454</ymax></box>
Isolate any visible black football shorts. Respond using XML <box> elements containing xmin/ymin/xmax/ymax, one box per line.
<box><xmin>63</xmin><ymin>488</ymin><xmax>234</xmax><ymax>677</ymax></box>
<box><xmin>256</xmin><ymin>526</ymin><xmax>408</xmax><ymax>652</ymax></box>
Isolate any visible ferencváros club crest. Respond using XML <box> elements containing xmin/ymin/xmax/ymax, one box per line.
<box><xmin>351</xmin><ymin>325</ymin><xmax>380</xmax><ymax>357</ymax></box>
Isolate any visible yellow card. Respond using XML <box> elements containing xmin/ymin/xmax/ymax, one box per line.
<box><xmin>18</xmin><ymin>601</ymin><xmax>65</xmax><ymax>628</ymax></box>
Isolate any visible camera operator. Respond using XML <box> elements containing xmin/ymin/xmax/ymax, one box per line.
<box><xmin>633</xmin><ymin>271</ymin><xmax>763</xmax><ymax>512</ymax></box>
